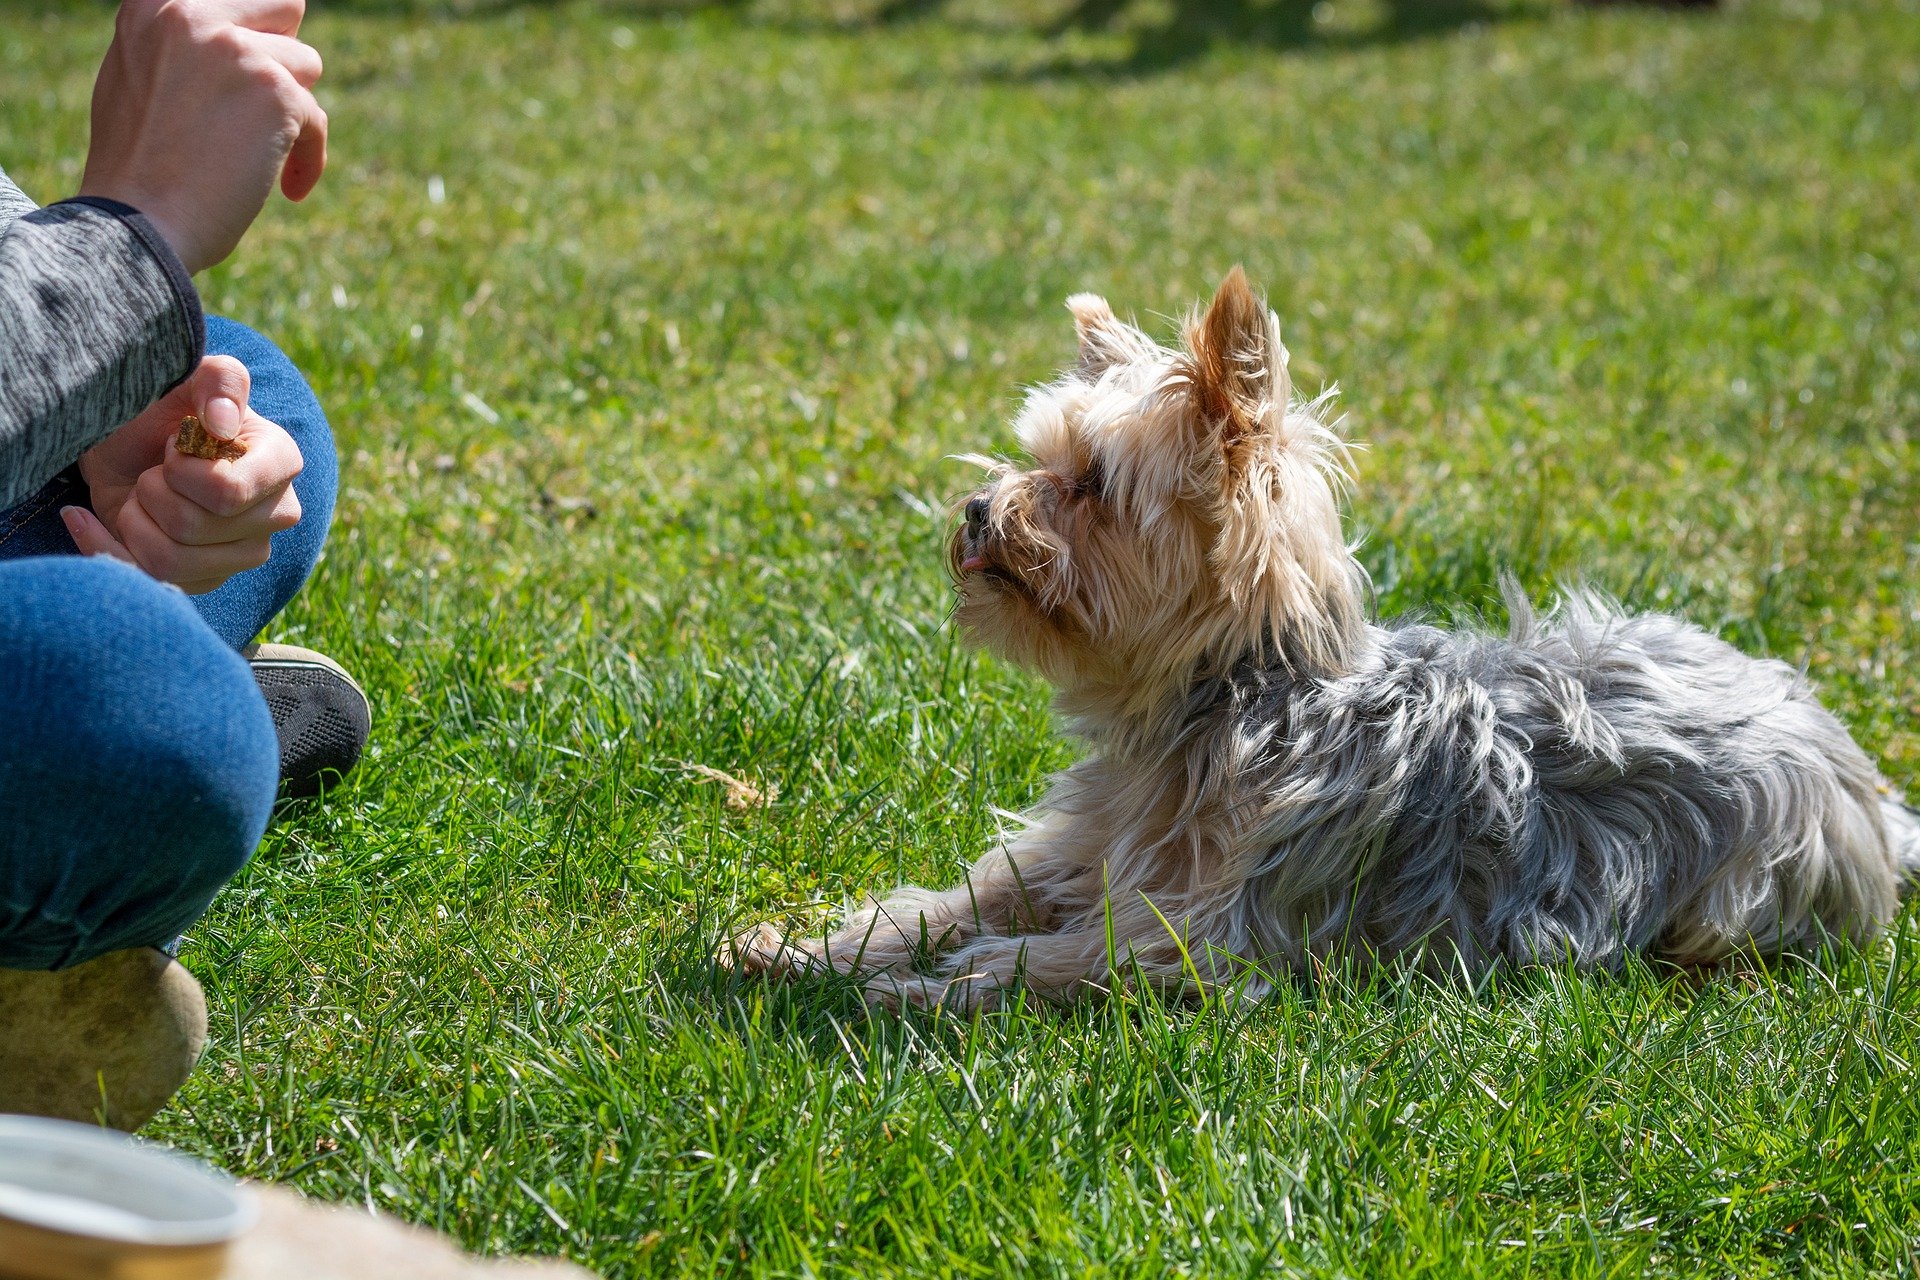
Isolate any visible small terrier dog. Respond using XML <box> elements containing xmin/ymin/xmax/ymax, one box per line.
<box><xmin>735</xmin><ymin>268</ymin><xmax>1920</xmax><ymax>1009</ymax></box>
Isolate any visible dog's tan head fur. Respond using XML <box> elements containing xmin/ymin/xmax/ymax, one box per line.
<box><xmin>950</xmin><ymin>268</ymin><xmax>1366</xmax><ymax>728</ymax></box>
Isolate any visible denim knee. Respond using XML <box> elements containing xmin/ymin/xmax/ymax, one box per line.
<box><xmin>191</xmin><ymin>317</ymin><xmax>338</xmax><ymax>649</ymax></box>
<box><xmin>0</xmin><ymin>557</ymin><xmax>279</xmax><ymax>970</ymax></box>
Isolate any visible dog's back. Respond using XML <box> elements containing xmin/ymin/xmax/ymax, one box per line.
<box><xmin>1238</xmin><ymin>593</ymin><xmax>1904</xmax><ymax>974</ymax></box>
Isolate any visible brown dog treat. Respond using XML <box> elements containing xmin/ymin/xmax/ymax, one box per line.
<box><xmin>175</xmin><ymin>413</ymin><xmax>248</xmax><ymax>462</ymax></box>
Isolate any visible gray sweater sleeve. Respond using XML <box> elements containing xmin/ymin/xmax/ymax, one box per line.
<box><xmin>0</xmin><ymin>166</ymin><xmax>204</xmax><ymax>510</ymax></box>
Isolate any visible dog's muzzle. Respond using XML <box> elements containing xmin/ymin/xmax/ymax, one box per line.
<box><xmin>958</xmin><ymin>495</ymin><xmax>991</xmax><ymax>574</ymax></box>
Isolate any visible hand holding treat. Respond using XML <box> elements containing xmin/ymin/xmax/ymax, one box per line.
<box><xmin>66</xmin><ymin>355</ymin><xmax>304</xmax><ymax>594</ymax></box>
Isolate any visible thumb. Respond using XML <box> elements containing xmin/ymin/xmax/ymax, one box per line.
<box><xmin>188</xmin><ymin>355</ymin><xmax>253</xmax><ymax>442</ymax></box>
<box><xmin>61</xmin><ymin>506</ymin><xmax>138</xmax><ymax>565</ymax></box>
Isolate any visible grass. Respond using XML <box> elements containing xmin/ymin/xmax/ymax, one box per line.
<box><xmin>8</xmin><ymin>0</ymin><xmax>1920</xmax><ymax>1273</ymax></box>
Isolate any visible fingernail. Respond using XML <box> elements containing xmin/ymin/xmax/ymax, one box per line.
<box><xmin>206</xmin><ymin>396</ymin><xmax>242</xmax><ymax>439</ymax></box>
<box><xmin>59</xmin><ymin>506</ymin><xmax>90</xmax><ymax>546</ymax></box>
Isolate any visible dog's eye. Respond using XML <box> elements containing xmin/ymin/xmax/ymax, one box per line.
<box><xmin>1075</xmin><ymin>460</ymin><xmax>1104</xmax><ymax>501</ymax></box>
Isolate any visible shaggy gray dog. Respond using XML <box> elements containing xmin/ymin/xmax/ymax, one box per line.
<box><xmin>735</xmin><ymin>269</ymin><xmax>1920</xmax><ymax>1008</ymax></box>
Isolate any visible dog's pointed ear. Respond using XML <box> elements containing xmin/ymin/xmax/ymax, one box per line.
<box><xmin>1183</xmin><ymin>266</ymin><xmax>1289</xmax><ymax>449</ymax></box>
<box><xmin>1067</xmin><ymin>293</ymin><xmax>1154</xmax><ymax>376</ymax></box>
<box><xmin>1187</xmin><ymin>270</ymin><xmax>1361</xmax><ymax>677</ymax></box>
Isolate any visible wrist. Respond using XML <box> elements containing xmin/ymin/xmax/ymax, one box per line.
<box><xmin>72</xmin><ymin>182</ymin><xmax>202</xmax><ymax>275</ymax></box>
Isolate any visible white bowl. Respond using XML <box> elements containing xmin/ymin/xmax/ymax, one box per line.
<box><xmin>0</xmin><ymin>1115</ymin><xmax>256</xmax><ymax>1248</ymax></box>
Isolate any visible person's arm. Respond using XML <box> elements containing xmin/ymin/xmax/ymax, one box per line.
<box><xmin>0</xmin><ymin>166</ymin><xmax>204</xmax><ymax>511</ymax></box>
<box><xmin>0</xmin><ymin>0</ymin><xmax>325</xmax><ymax>513</ymax></box>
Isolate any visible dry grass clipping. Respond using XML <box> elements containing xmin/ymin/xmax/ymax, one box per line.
<box><xmin>681</xmin><ymin>762</ymin><xmax>777</xmax><ymax>810</ymax></box>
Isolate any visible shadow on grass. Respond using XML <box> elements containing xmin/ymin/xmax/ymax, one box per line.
<box><xmin>1004</xmin><ymin>0</ymin><xmax>1531</xmax><ymax>81</ymax></box>
<box><xmin>669</xmin><ymin>923</ymin><xmax>1869</xmax><ymax>1059</ymax></box>
<box><xmin>39</xmin><ymin>0</ymin><xmax>1544</xmax><ymax>79</ymax></box>
<box><xmin>278</xmin><ymin>0</ymin><xmax>1553</xmax><ymax>86</ymax></box>
<box><xmin>0</xmin><ymin>0</ymin><xmax>1729</xmax><ymax>83</ymax></box>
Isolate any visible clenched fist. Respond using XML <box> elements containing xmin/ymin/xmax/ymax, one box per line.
<box><xmin>77</xmin><ymin>0</ymin><xmax>327</xmax><ymax>274</ymax></box>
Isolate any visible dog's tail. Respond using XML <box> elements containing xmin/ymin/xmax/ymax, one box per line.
<box><xmin>1885</xmin><ymin>795</ymin><xmax>1920</xmax><ymax>897</ymax></box>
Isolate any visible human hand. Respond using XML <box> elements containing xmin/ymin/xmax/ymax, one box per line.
<box><xmin>77</xmin><ymin>0</ymin><xmax>327</xmax><ymax>275</ymax></box>
<box><xmin>68</xmin><ymin>356</ymin><xmax>304</xmax><ymax>594</ymax></box>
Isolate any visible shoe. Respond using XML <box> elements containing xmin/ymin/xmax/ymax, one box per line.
<box><xmin>0</xmin><ymin>948</ymin><xmax>208</xmax><ymax>1131</ymax></box>
<box><xmin>245</xmin><ymin>643</ymin><xmax>371</xmax><ymax>799</ymax></box>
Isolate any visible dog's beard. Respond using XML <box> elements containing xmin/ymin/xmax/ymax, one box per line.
<box><xmin>950</xmin><ymin>518</ymin><xmax>1094</xmax><ymax>682</ymax></box>
<box><xmin>950</xmin><ymin>525</ymin><xmax>1041</xmax><ymax>600</ymax></box>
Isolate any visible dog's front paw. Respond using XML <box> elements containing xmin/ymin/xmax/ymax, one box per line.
<box><xmin>719</xmin><ymin>923</ymin><xmax>827</xmax><ymax>979</ymax></box>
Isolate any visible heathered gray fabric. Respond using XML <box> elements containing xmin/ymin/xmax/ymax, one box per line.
<box><xmin>0</xmin><ymin>165</ymin><xmax>203</xmax><ymax>510</ymax></box>
<box><xmin>0</xmin><ymin>170</ymin><xmax>33</xmax><ymax>229</ymax></box>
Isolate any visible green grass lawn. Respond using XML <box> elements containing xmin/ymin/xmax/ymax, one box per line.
<box><xmin>9</xmin><ymin>0</ymin><xmax>1920</xmax><ymax>1273</ymax></box>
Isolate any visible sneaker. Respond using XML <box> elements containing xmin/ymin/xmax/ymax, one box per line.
<box><xmin>0</xmin><ymin>948</ymin><xmax>208</xmax><ymax>1131</ymax></box>
<box><xmin>245</xmin><ymin>644</ymin><xmax>371</xmax><ymax>799</ymax></box>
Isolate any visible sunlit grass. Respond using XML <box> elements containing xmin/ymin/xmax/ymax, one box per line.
<box><xmin>6</xmin><ymin>0</ymin><xmax>1919</xmax><ymax>1273</ymax></box>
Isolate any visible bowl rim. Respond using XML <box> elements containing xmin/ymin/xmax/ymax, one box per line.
<box><xmin>0</xmin><ymin>1115</ymin><xmax>259</xmax><ymax>1247</ymax></box>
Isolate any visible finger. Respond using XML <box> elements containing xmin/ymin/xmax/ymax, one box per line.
<box><xmin>200</xmin><ymin>0</ymin><xmax>307</xmax><ymax>37</ymax></box>
<box><xmin>244</xmin><ymin>30</ymin><xmax>322</xmax><ymax>88</ymax></box>
<box><xmin>137</xmin><ymin>463</ymin><xmax>302</xmax><ymax>545</ymax></box>
<box><xmin>115</xmin><ymin>493</ymin><xmax>273</xmax><ymax>587</ymax></box>
<box><xmin>280</xmin><ymin>91</ymin><xmax>328</xmax><ymax>202</ymax></box>
<box><xmin>165</xmin><ymin>412</ymin><xmax>304</xmax><ymax>516</ymax></box>
<box><xmin>60</xmin><ymin>506</ymin><xmax>140</xmax><ymax>565</ymax></box>
<box><xmin>187</xmin><ymin>355</ymin><xmax>253</xmax><ymax>441</ymax></box>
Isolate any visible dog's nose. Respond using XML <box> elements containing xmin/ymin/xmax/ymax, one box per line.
<box><xmin>965</xmin><ymin>495</ymin><xmax>990</xmax><ymax>530</ymax></box>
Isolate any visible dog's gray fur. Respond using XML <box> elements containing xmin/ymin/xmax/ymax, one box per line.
<box><xmin>1198</xmin><ymin>587</ymin><xmax>1916</xmax><ymax>979</ymax></box>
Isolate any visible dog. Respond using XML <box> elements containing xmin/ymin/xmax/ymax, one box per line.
<box><xmin>732</xmin><ymin>268</ymin><xmax>1920</xmax><ymax>1010</ymax></box>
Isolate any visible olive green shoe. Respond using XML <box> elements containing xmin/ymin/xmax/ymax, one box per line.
<box><xmin>0</xmin><ymin>948</ymin><xmax>208</xmax><ymax>1132</ymax></box>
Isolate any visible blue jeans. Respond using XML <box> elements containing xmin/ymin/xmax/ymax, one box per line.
<box><xmin>0</xmin><ymin>318</ymin><xmax>337</xmax><ymax>970</ymax></box>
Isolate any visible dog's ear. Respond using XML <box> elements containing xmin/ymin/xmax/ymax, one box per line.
<box><xmin>1182</xmin><ymin>266</ymin><xmax>1289</xmax><ymax>460</ymax></box>
<box><xmin>1186</xmin><ymin>269</ymin><xmax>1362</xmax><ymax>676</ymax></box>
<box><xmin>1067</xmin><ymin>293</ymin><xmax>1155</xmax><ymax>376</ymax></box>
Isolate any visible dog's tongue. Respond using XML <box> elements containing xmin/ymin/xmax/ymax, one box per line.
<box><xmin>960</xmin><ymin>552</ymin><xmax>988</xmax><ymax>573</ymax></box>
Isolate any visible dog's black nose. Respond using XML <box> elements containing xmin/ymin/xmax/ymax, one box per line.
<box><xmin>965</xmin><ymin>495</ymin><xmax>990</xmax><ymax>530</ymax></box>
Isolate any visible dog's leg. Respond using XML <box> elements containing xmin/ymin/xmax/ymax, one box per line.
<box><xmin>873</xmin><ymin>893</ymin><xmax>1262</xmax><ymax>1012</ymax></box>
<box><xmin>868</xmin><ymin>928</ymin><xmax>1149</xmax><ymax>1012</ymax></box>
<box><xmin>727</xmin><ymin>843</ymin><xmax>1050</xmax><ymax>981</ymax></box>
